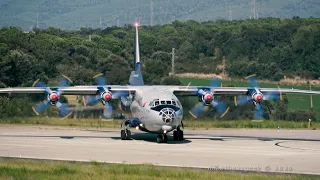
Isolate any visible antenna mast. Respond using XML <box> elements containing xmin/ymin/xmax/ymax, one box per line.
<box><xmin>150</xmin><ymin>0</ymin><xmax>154</xmax><ymax>26</ymax></box>
<box><xmin>228</xmin><ymin>6</ymin><xmax>233</xmax><ymax>21</ymax></box>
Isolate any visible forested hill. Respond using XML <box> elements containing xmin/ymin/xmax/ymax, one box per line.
<box><xmin>0</xmin><ymin>0</ymin><xmax>320</xmax><ymax>30</ymax></box>
<box><xmin>0</xmin><ymin>17</ymin><xmax>320</xmax><ymax>88</ymax></box>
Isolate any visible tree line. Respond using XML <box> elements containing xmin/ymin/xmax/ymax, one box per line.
<box><xmin>0</xmin><ymin>17</ymin><xmax>318</xmax><ymax>121</ymax></box>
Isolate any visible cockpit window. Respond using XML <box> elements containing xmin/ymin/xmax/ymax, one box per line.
<box><xmin>172</xmin><ymin>101</ymin><xmax>176</xmax><ymax>106</ymax></box>
<box><xmin>166</xmin><ymin>101</ymin><xmax>171</xmax><ymax>105</ymax></box>
<box><xmin>155</xmin><ymin>101</ymin><xmax>159</xmax><ymax>106</ymax></box>
<box><xmin>160</xmin><ymin>101</ymin><xmax>166</xmax><ymax>105</ymax></box>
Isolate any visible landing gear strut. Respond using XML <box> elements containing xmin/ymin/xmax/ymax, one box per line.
<box><xmin>173</xmin><ymin>124</ymin><xmax>184</xmax><ymax>141</ymax></box>
<box><xmin>120</xmin><ymin>120</ymin><xmax>132</xmax><ymax>140</ymax></box>
<box><xmin>156</xmin><ymin>134</ymin><xmax>168</xmax><ymax>143</ymax></box>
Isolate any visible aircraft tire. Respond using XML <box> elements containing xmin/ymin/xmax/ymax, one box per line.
<box><xmin>156</xmin><ymin>134</ymin><xmax>162</xmax><ymax>143</ymax></box>
<box><xmin>126</xmin><ymin>130</ymin><xmax>131</xmax><ymax>140</ymax></box>
<box><xmin>163</xmin><ymin>134</ymin><xmax>168</xmax><ymax>143</ymax></box>
<box><xmin>173</xmin><ymin>131</ymin><xmax>178</xmax><ymax>141</ymax></box>
<box><xmin>121</xmin><ymin>130</ymin><xmax>126</xmax><ymax>140</ymax></box>
<box><xmin>178</xmin><ymin>130</ymin><xmax>184</xmax><ymax>141</ymax></box>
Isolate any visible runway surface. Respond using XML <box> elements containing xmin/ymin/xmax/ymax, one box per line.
<box><xmin>0</xmin><ymin>125</ymin><xmax>320</xmax><ymax>175</ymax></box>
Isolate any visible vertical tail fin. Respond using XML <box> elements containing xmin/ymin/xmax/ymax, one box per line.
<box><xmin>129</xmin><ymin>23</ymin><xmax>144</xmax><ymax>85</ymax></box>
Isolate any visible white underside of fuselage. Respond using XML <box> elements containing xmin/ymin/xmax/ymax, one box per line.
<box><xmin>129</xmin><ymin>86</ymin><xmax>183</xmax><ymax>133</ymax></box>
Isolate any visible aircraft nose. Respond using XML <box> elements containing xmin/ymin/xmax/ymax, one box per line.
<box><xmin>159</xmin><ymin>108</ymin><xmax>176</xmax><ymax>123</ymax></box>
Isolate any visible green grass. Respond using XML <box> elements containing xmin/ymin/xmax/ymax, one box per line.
<box><xmin>1</xmin><ymin>117</ymin><xmax>319</xmax><ymax>130</ymax></box>
<box><xmin>0</xmin><ymin>158</ymin><xmax>318</xmax><ymax>180</ymax></box>
<box><xmin>179</xmin><ymin>78</ymin><xmax>320</xmax><ymax>120</ymax></box>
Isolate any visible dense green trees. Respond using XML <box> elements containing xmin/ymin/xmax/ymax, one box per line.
<box><xmin>0</xmin><ymin>17</ymin><xmax>319</xmax><ymax>120</ymax></box>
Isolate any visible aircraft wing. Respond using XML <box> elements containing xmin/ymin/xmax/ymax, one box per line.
<box><xmin>0</xmin><ymin>86</ymin><xmax>136</xmax><ymax>95</ymax></box>
<box><xmin>173</xmin><ymin>86</ymin><xmax>320</xmax><ymax>96</ymax></box>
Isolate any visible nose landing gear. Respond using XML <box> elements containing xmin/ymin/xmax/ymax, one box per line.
<box><xmin>156</xmin><ymin>134</ymin><xmax>168</xmax><ymax>143</ymax></box>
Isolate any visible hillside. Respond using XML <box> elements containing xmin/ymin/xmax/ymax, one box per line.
<box><xmin>0</xmin><ymin>17</ymin><xmax>319</xmax><ymax>121</ymax></box>
<box><xmin>1</xmin><ymin>0</ymin><xmax>320</xmax><ymax>30</ymax></box>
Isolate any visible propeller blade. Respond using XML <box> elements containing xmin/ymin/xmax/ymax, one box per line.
<box><xmin>254</xmin><ymin>103</ymin><xmax>264</xmax><ymax>120</ymax></box>
<box><xmin>189</xmin><ymin>102</ymin><xmax>206</xmax><ymax>119</ymax></box>
<box><xmin>264</xmin><ymin>92</ymin><xmax>280</xmax><ymax>101</ymax></box>
<box><xmin>85</xmin><ymin>95</ymin><xmax>102</xmax><ymax>106</ymax></box>
<box><xmin>59</xmin><ymin>75</ymin><xmax>73</xmax><ymax>87</ymax></box>
<box><xmin>93</xmin><ymin>73</ymin><xmax>107</xmax><ymax>86</ymax></box>
<box><xmin>236</xmin><ymin>96</ymin><xmax>252</xmax><ymax>105</ymax></box>
<box><xmin>246</xmin><ymin>74</ymin><xmax>259</xmax><ymax>88</ymax></box>
<box><xmin>212</xmin><ymin>99</ymin><xmax>230</xmax><ymax>118</ymax></box>
<box><xmin>103</xmin><ymin>102</ymin><xmax>113</xmax><ymax>118</ymax></box>
<box><xmin>112</xmin><ymin>91</ymin><xmax>130</xmax><ymax>99</ymax></box>
<box><xmin>210</xmin><ymin>76</ymin><xmax>221</xmax><ymax>88</ymax></box>
<box><xmin>56</xmin><ymin>101</ymin><xmax>71</xmax><ymax>117</ymax></box>
<box><xmin>32</xmin><ymin>79</ymin><xmax>47</xmax><ymax>88</ymax></box>
<box><xmin>33</xmin><ymin>100</ymin><xmax>50</xmax><ymax>115</ymax></box>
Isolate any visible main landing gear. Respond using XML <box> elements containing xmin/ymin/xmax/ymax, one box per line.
<box><xmin>121</xmin><ymin>129</ymin><xmax>131</xmax><ymax>140</ymax></box>
<box><xmin>120</xmin><ymin>119</ymin><xmax>132</xmax><ymax>140</ymax></box>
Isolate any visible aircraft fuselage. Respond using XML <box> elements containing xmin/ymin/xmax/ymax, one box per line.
<box><xmin>130</xmin><ymin>86</ymin><xmax>183</xmax><ymax>133</ymax></box>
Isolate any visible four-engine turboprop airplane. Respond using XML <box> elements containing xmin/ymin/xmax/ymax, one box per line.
<box><xmin>1</xmin><ymin>23</ymin><xmax>320</xmax><ymax>143</ymax></box>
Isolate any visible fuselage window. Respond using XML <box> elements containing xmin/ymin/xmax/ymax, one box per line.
<box><xmin>166</xmin><ymin>101</ymin><xmax>171</xmax><ymax>105</ymax></box>
<box><xmin>161</xmin><ymin>101</ymin><xmax>166</xmax><ymax>105</ymax></box>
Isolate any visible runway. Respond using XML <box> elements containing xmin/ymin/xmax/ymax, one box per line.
<box><xmin>0</xmin><ymin>125</ymin><xmax>320</xmax><ymax>175</ymax></box>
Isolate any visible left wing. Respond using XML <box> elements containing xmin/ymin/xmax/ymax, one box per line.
<box><xmin>172</xmin><ymin>86</ymin><xmax>320</xmax><ymax>96</ymax></box>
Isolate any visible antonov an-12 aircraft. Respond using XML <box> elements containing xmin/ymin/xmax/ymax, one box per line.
<box><xmin>1</xmin><ymin>23</ymin><xmax>320</xmax><ymax>143</ymax></box>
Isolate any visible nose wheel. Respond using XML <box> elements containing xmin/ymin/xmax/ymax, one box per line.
<box><xmin>156</xmin><ymin>134</ymin><xmax>168</xmax><ymax>143</ymax></box>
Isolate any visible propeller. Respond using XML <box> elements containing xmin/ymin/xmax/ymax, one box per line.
<box><xmin>189</xmin><ymin>76</ymin><xmax>230</xmax><ymax>119</ymax></box>
<box><xmin>234</xmin><ymin>74</ymin><xmax>282</xmax><ymax>120</ymax></box>
<box><xmin>84</xmin><ymin>73</ymin><xmax>130</xmax><ymax>118</ymax></box>
<box><xmin>32</xmin><ymin>75</ymin><xmax>73</xmax><ymax>118</ymax></box>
